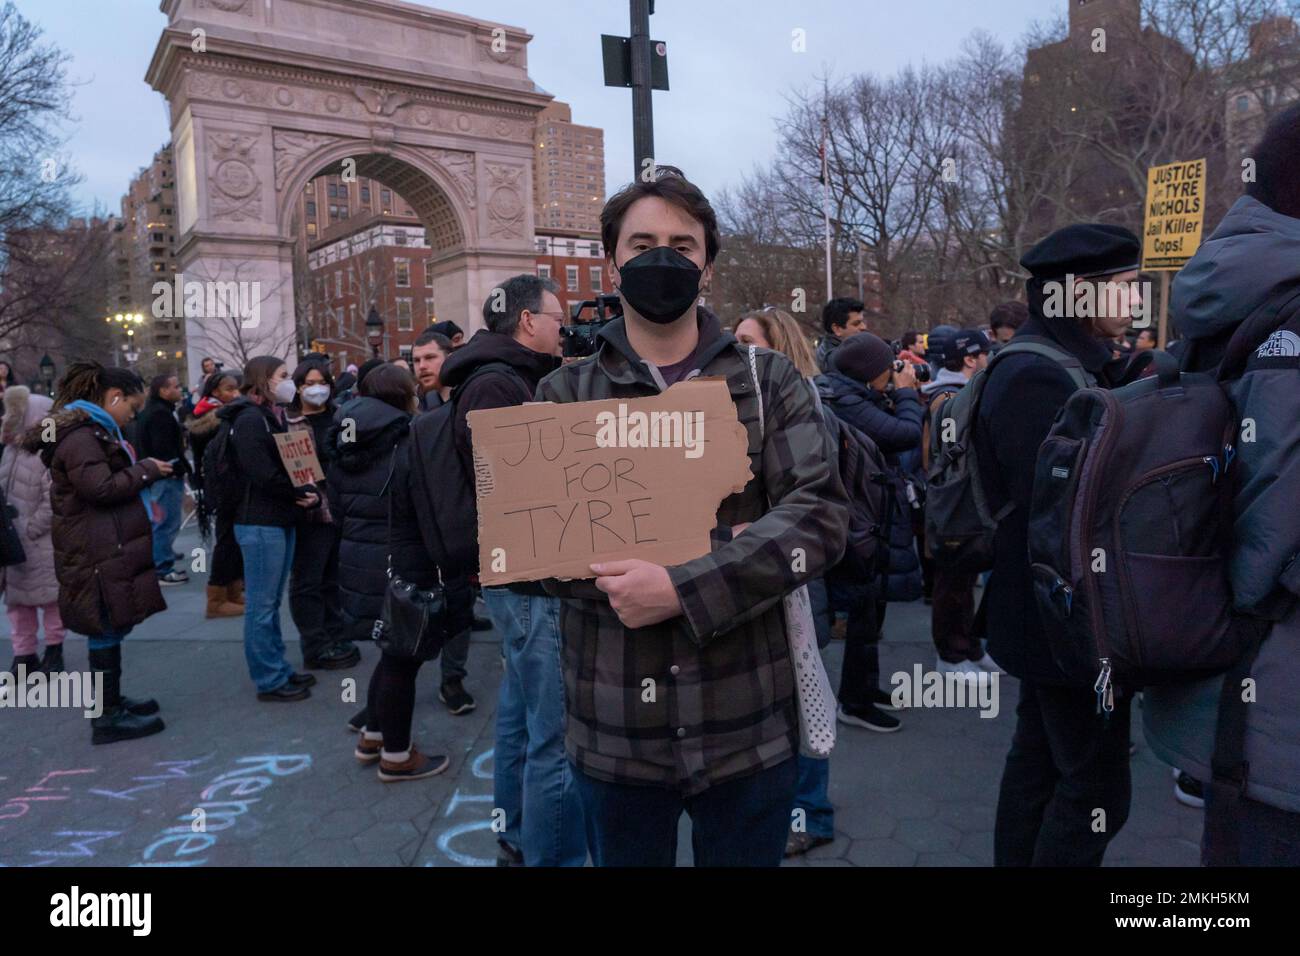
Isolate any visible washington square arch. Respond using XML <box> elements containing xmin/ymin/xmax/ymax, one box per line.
<box><xmin>146</xmin><ymin>0</ymin><xmax>552</xmax><ymax>383</ymax></box>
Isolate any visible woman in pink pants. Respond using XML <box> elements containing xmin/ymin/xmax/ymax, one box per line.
<box><xmin>1</xmin><ymin>386</ymin><xmax>64</xmax><ymax>674</ymax></box>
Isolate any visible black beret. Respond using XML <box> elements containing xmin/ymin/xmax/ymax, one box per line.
<box><xmin>1021</xmin><ymin>224</ymin><xmax>1141</xmax><ymax>282</ymax></box>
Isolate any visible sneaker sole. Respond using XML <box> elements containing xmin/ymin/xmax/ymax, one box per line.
<box><xmin>438</xmin><ymin>692</ymin><xmax>477</xmax><ymax>715</ymax></box>
<box><xmin>256</xmin><ymin>690</ymin><xmax>312</xmax><ymax>702</ymax></box>
<box><xmin>1173</xmin><ymin>783</ymin><xmax>1205</xmax><ymax>809</ymax></box>
<box><xmin>837</xmin><ymin>710</ymin><xmax>902</xmax><ymax>733</ymax></box>
<box><xmin>354</xmin><ymin>749</ymin><xmax>382</xmax><ymax>765</ymax></box>
<box><xmin>92</xmin><ymin>720</ymin><xmax>166</xmax><ymax>745</ymax></box>
<box><xmin>158</xmin><ymin>579</ymin><xmax>189</xmax><ymax>586</ymax></box>
<box><xmin>378</xmin><ymin>756</ymin><xmax>450</xmax><ymax>782</ymax></box>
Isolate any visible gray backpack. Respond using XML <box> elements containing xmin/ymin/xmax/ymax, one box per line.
<box><xmin>924</xmin><ymin>337</ymin><xmax>1093</xmax><ymax>572</ymax></box>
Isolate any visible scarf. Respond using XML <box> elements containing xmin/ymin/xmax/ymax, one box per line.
<box><xmin>65</xmin><ymin>399</ymin><xmax>154</xmax><ymax>519</ymax></box>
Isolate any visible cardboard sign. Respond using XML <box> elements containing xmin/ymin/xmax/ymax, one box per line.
<box><xmin>273</xmin><ymin>431</ymin><xmax>326</xmax><ymax>488</ymax></box>
<box><xmin>470</xmin><ymin>378</ymin><xmax>752</xmax><ymax>586</ymax></box>
<box><xmin>1142</xmin><ymin>159</ymin><xmax>1207</xmax><ymax>271</ymax></box>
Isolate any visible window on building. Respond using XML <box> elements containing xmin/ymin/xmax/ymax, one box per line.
<box><xmin>329</xmin><ymin>204</ymin><xmax>340</xmax><ymax>221</ymax></box>
<box><xmin>425</xmin><ymin>297</ymin><xmax>435</xmax><ymax>320</ymax></box>
<box><xmin>361</xmin><ymin>184</ymin><xmax>371</xmax><ymax>202</ymax></box>
<box><xmin>328</xmin><ymin>183</ymin><xmax>338</xmax><ymax>198</ymax></box>
<box><xmin>590</xmin><ymin>267</ymin><xmax>603</xmax><ymax>292</ymax></box>
<box><xmin>538</xmin><ymin>264</ymin><xmax>551</xmax><ymax>280</ymax></box>
<box><xmin>535</xmin><ymin>237</ymin><xmax>548</xmax><ymax>252</ymax></box>
<box><xmin>424</xmin><ymin>260</ymin><xmax>435</xmax><ymax>286</ymax></box>
<box><xmin>305</xmin><ymin>201</ymin><xmax>316</xmax><ymax>217</ymax></box>
<box><xmin>1236</xmin><ymin>95</ymin><xmax>1251</xmax><ymax>112</ymax></box>
<box><xmin>335</xmin><ymin>272</ymin><xmax>342</xmax><ymax>297</ymax></box>
<box><xmin>395</xmin><ymin>259</ymin><xmax>410</xmax><ymax>287</ymax></box>
<box><xmin>339</xmin><ymin>205</ymin><xmax>349</xmax><ymax>220</ymax></box>
<box><xmin>151</xmin><ymin>232</ymin><xmax>164</xmax><ymax>242</ymax></box>
<box><xmin>306</xmin><ymin>222</ymin><xmax>317</xmax><ymax>237</ymax></box>
<box><xmin>566</xmin><ymin>241</ymin><xmax>576</xmax><ymax>256</ymax></box>
<box><xmin>396</xmin><ymin>299</ymin><xmax>413</xmax><ymax>331</ymax></box>
<box><xmin>566</xmin><ymin>265</ymin><xmax>579</xmax><ymax>292</ymax></box>
<box><xmin>368</xmin><ymin>261</ymin><xmax>375</xmax><ymax>286</ymax></box>
<box><xmin>381</xmin><ymin>189</ymin><xmax>392</xmax><ymax>206</ymax></box>
<box><xmin>395</xmin><ymin>231</ymin><xmax>408</xmax><ymax>246</ymax></box>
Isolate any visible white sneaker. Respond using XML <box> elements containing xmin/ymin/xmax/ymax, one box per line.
<box><xmin>974</xmin><ymin>653</ymin><xmax>1002</xmax><ymax>673</ymax></box>
<box><xmin>936</xmin><ymin>657</ymin><xmax>982</xmax><ymax>675</ymax></box>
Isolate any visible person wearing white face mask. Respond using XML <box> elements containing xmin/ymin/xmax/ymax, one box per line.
<box><xmin>217</xmin><ymin>356</ymin><xmax>322</xmax><ymax>701</ymax></box>
<box><xmin>284</xmin><ymin>359</ymin><xmax>358</xmax><ymax>672</ymax></box>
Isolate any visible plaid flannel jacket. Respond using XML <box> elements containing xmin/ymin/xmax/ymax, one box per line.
<box><xmin>537</xmin><ymin>310</ymin><xmax>848</xmax><ymax>795</ymax></box>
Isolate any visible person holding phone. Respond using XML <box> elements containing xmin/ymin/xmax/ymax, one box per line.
<box><xmin>217</xmin><ymin>356</ymin><xmax>320</xmax><ymax>702</ymax></box>
<box><xmin>38</xmin><ymin>362</ymin><xmax>175</xmax><ymax>744</ymax></box>
<box><xmin>137</xmin><ymin>373</ymin><xmax>192</xmax><ymax>586</ymax></box>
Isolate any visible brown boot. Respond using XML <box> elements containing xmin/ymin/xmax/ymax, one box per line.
<box><xmin>377</xmin><ymin>746</ymin><xmax>450</xmax><ymax>782</ymax></box>
<box><xmin>206</xmin><ymin>585</ymin><xmax>243</xmax><ymax>618</ymax></box>
<box><xmin>226</xmin><ymin>580</ymin><xmax>246</xmax><ymax>605</ymax></box>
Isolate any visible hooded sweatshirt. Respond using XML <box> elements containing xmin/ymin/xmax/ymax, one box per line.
<box><xmin>1144</xmin><ymin>195</ymin><xmax>1300</xmax><ymax>813</ymax></box>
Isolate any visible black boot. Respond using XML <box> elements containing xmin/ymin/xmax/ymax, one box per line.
<box><xmin>39</xmin><ymin>644</ymin><xmax>65</xmax><ymax>674</ymax></box>
<box><xmin>89</xmin><ymin>644</ymin><xmax>164</xmax><ymax>745</ymax></box>
<box><xmin>106</xmin><ymin>641</ymin><xmax>160</xmax><ymax>715</ymax></box>
<box><xmin>7</xmin><ymin>653</ymin><xmax>41</xmax><ymax>677</ymax></box>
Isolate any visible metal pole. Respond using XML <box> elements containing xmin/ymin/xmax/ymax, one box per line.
<box><xmin>630</xmin><ymin>0</ymin><xmax>654</xmax><ymax>177</ymax></box>
<box><xmin>1158</xmin><ymin>272</ymin><xmax>1170</xmax><ymax>349</ymax></box>
<box><xmin>857</xmin><ymin>240</ymin><xmax>864</xmax><ymax>303</ymax></box>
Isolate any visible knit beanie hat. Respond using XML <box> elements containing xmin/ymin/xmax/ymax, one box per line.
<box><xmin>831</xmin><ymin>333</ymin><xmax>895</xmax><ymax>384</ymax></box>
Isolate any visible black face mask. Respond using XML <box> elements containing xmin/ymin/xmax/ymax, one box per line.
<box><xmin>615</xmin><ymin>246</ymin><xmax>703</xmax><ymax>325</ymax></box>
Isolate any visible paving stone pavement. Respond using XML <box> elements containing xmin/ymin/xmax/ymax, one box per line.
<box><xmin>0</xmin><ymin>527</ymin><xmax>1201</xmax><ymax>867</ymax></box>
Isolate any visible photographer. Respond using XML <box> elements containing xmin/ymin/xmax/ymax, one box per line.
<box><xmin>817</xmin><ymin>333</ymin><xmax>925</xmax><ymax>732</ymax></box>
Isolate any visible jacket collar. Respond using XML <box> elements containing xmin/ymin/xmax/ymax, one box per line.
<box><xmin>592</xmin><ymin>305</ymin><xmax>736</xmax><ymax>389</ymax></box>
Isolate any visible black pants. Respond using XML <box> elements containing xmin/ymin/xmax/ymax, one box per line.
<box><xmin>209</xmin><ymin>510</ymin><xmax>243</xmax><ymax>587</ymax></box>
<box><xmin>832</xmin><ymin>584</ymin><xmax>880</xmax><ymax>711</ymax></box>
<box><xmin>931</xmin><ymin>569</ymin><xmax>979</xmax><ymax>663</ymax></box>
<box><xmin>994</xmin><ymin>680</ymin><xmax>1132</xmax><ymax>866</ymax></box>
<box><xmin>1204</xmin><ymin>788</ymin><xmax>1300</xmax><ymax>866</ymax></box>
<box><xmin>364</xmin><ymin>652</ymin><xmax>423</xmax><ymax>753</ymax></box>
<box><xmin>288</xmin><ymin>521</ymin><xmax>345</xmax><ymax>663</ymax></box>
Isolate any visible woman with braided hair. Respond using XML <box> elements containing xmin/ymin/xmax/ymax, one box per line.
<box><xmin>35</xmin><ymin>362</ymin><xmax>175</xmax><ymax>744</ymax></box>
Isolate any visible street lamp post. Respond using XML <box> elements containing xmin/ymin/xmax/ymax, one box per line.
<box><xmin>39</xmin><ymin>354</ymin><xmax>55</xmax><ymax>396</ymax></box>
<box><xmin>365</xmin><ymin>306</ymin><xmax>384</xmax><ymax>358</ymax></box>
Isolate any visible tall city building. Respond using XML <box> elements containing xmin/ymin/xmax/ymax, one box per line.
<box><xmin>1225</xmin><ymin>16</ymin><xmax>1300</xmax><ymax>159</ymax></box>
<box><xmin>533</xmin><ymin>101</ymin><xmax>605</xmax><ymax>235</ymax></box>
<box><xmin>118</xmin><ymin>145</ymin><xmax>183</xmax><ymax>380</ymax></box>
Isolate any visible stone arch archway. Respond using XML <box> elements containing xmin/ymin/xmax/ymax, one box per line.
<box><xmin>147</xmin><ymin>0</ymin><xmax>550</xmax><ymax>382</ymax></box>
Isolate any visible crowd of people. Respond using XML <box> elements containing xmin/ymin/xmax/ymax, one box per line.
<box><xmin>2</xmin><ymin>104</ymin><xmax>1298</xmax><ymax>869</ymax></box>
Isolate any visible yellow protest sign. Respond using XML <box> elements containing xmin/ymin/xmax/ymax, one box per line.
<box><xmin>1142</xmin><ymin>159</ymin><xmax>1207</xmax><ymax>271</ymax></box>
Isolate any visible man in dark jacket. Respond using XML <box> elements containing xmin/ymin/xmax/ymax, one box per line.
<box><xmin>136</xmin><ymin>373</ymin><xmax>190</xmax><ymax>585</ymax></box>
<box><xmin>436</xmin><ymin>274</ymin><xmax>575</xmax><ymax>865</ymax></box>
<box><xmin>815</xmin><ymin>296</ymin><xmax>868</xmax><ymax>373</ymax></box>
<box><xmin>1148</xmin><ymin>103</ymin><xmax>1300</xmax><ymax>865</ymax></box>
<box><xmin>537</xmin><ymin>171</ymin><xmax>848</xmax><ymax>867</ymax></box>
<box><xmin>975</xmin><ymin>223</ymin><xmax>1146</xmax><ymax>866</ymax></box>
<box><xmin>818</xmin><ymin>332</ymin><xmax>923</xmax><ymax>733</ymax></box>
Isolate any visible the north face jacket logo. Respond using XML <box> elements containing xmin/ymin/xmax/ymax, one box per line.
<box><xmin>1256</xmin><ymin>330</ymin><xmax>1300</xmax><ymax>357</ymax></box>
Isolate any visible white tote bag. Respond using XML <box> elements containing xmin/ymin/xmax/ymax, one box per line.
<box><xmin>747</xmin><ymin>346</ymin><xmax>837</xmax><ymax>758</ymax></box>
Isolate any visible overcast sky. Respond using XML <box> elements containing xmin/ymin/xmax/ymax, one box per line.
<box><xmin>19</xmin><ymin>0</ymin><xmax>1053</xmax><ymax>216</ymax></box>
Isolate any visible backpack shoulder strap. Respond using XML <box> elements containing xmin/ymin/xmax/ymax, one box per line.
<box><xmin>993</xmin><ymin>336</ymin><xmax>1093</xmax><ymax>390</ymax></box>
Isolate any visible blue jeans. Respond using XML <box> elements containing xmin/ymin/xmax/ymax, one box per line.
<box><xmin>234</xmin><ymin>524</ymin><xmax>296</xmax><ymax>693</ymax></box>
<box><xmin>483</xmin><ymin>587</ymin><xmax>586</xmax><ymax>867</ymax></box>
<box><xmin>573</xmin><ymin>756</ymin><xmax>799</xmax><ymax>866</ymax></box>
<box><xmin>794</xmin><ymin>755</ymin><xmax>834</xmax><ymax>839</ymax></box>
<box><xmin>149</xmin><ymin>477</ymin><xmax>185</xmax><ymax>574</ymax></box>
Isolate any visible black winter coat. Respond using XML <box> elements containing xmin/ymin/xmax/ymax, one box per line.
<box><xmin>818</xmin><ymin>373</ymin><xmax>924</xmax><ymax>602</ymax></box>
<box><xmin>136</xmin><ymin>396</ymin><xmax>190</xmax><ymax>478</ymax></box>
<box><xmin>219</xmin><ymin>398</ymin><xmax>307</xmax><ymax>527</ymax></box>
<box><xmin>34</xmin><ymin>409</ymin><xmax>166</xmax><ymax>636</ymax></box>
<box><xmin>327</xmin><ymin>397</ymin><xmax>411</xmax><ymax>642</ymax></box>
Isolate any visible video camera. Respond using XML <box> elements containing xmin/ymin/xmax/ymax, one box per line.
<box><xmin>561</xmin><ymin>294</ymin><xmax>623</xmax><ymax>358</ymax></box>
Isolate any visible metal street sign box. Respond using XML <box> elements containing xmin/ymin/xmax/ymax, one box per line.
<box><xmin>601</xmin><ymin>35</ymin><xmax>669</xmax><ymax>90</ymax></box>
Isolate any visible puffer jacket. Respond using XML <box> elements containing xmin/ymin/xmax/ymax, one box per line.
<box><xmin>817</xmin><ymin>372</ymin><xmax>924</xmax><ymax>602</ymax></box>
<box><xmin>327</xmin><ymin>396</ymin><xmax>411</xmax><ymax>642</ymax></box>
<box><xmin>218</xmin><ymin>397</ymin><xmax>304</xmax><ymax>527</ymax></box>
<box><xmin>0</xmin><ymin>387</ymin><xmax>57</xmax><ymax>606</ymax></box>
<box><xmin>33</xmin><ymin>407</ymin><xmax>165</xmax><ymax>636</ymax></box>
<box><xmin>1145</xmin><ymin>194</ymin><xmax>1300</xmax><ymax>813</ymax></box>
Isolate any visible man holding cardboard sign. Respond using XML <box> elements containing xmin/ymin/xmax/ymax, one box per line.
<box><xmin>531</xmin><ymin>168</ymin><xmax>849</xmax><ymax>867</ymax></box>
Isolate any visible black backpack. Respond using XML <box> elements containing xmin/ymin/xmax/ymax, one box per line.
<box><xmin>201</xmin><ymin>419</ymin><xmax>239</xmax><ymax>516</ymax></box>
<box><xmin>818</xmin><ymin>405</ymin><xmax>888</xmax><ymax>578</ymax></box>
<box><xmin>406</xmin><ymin>362</ymin><xmax>514</xmax><ymax>576</ymax></box>
<box><xmin>1027</xmin><ymin>351</ymin><xmax>1255</xmax><ymax>707</ymax></box>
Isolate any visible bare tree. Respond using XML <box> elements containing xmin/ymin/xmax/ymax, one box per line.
<box><xmin>184</xmin><ymin>260</ymin><xmax>298</xmax><ymax>369</ymax></box>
